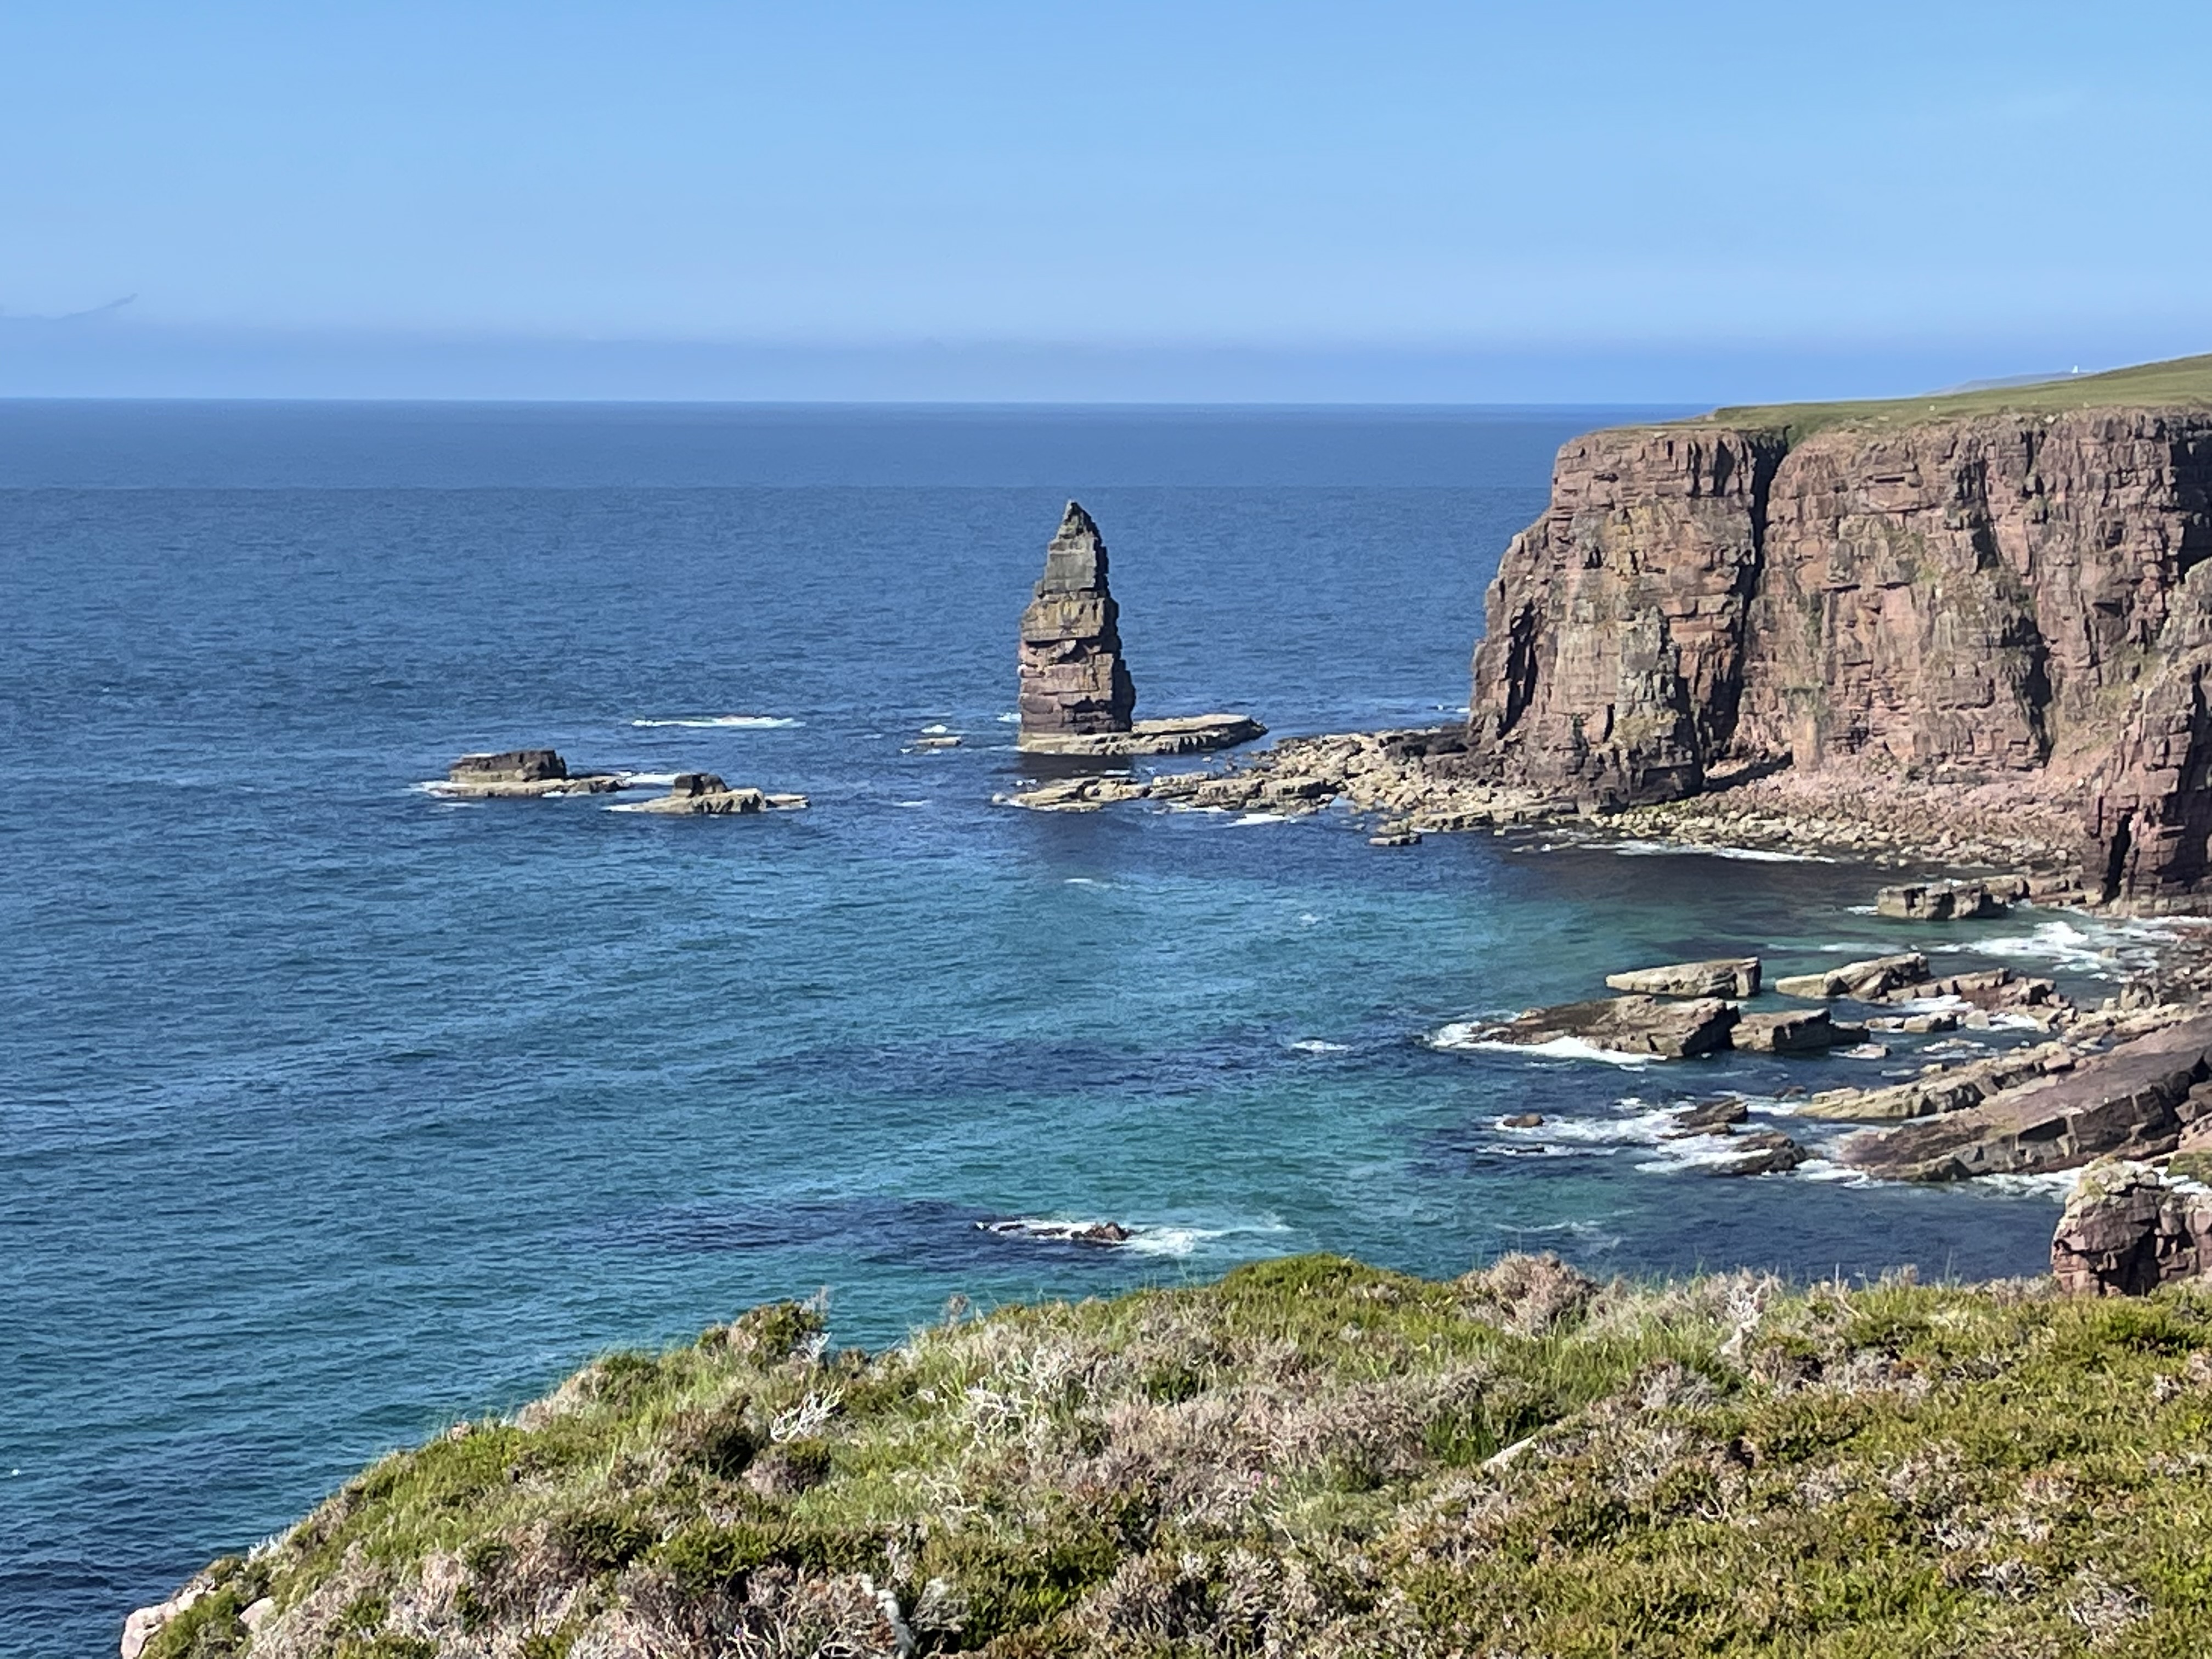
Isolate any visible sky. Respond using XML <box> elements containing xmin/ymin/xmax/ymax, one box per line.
<box><xmin>2</xmin><ymin>0</ymin><xmax>2208</xmax><ymax>402</ymax></box>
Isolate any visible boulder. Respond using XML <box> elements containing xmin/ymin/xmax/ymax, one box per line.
<box><xmin>1705</xmin><ymin>1129</ymin><xmax>1810</xmax><ymax>1176</ymax></box>
<box><xmin>1773</xmin><ymin>953</ymin><xmax>1930</xmax><ymax>1001</ymax></box>
<box><xmin>1018</xmin><ymin>501</ymin><xmax>1137</xmax><ymax>747</ymax></box>
<box><xmin>1500</xmin><ymin>1112</ymin><xmax>1544</xmax><ymax>1128</ymax></box>
<box><xmin>1876</xmin><ymin>879</ymin><xmax>2009</xmax><ymax>921</ymax></box>
<box><xmin>1669</xmin><ymin>1097</ymin><xmax>1748</xmax><ymax>1134</ymax></box>
<box><xmin>1734</xmin><ymin>1008</ymin><xmax>1846</xmax><ymax>1054</ymax></box>
<box><xmin>625</xmin><ymin>780</ymin><xmax>810</xmax><ymax>816</ymax></box>
<box><xmin>1605</xmin><ymin>957</ymin><xmax>1760</xmax><ymax>998</ymax></box>
<box><xmin>1838</xmin><ymin>1016</ymin><xmax>2212</xmax><ymax>1180</ymax></box>
<box><xmin>2051</xmin><ymin>1160</ymin><xmax>2212</xmax><ymax>1295</ymax></box>
<box><xmin>1478</xmin><ymin>995</ymin><xmax>1739</xmax><ymax>1059</ymax></box>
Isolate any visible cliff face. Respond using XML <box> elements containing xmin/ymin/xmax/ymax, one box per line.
<box><xmin>1469</xmin><ymin>409</ymin><xmax>2212</xmax><ymax>900</ymax></box>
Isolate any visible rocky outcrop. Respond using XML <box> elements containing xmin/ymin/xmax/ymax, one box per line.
<box><xmin>1838</xmin><ymin>1015</ymin><xmax>2212</xmax><ymax>1180</ymax></box>
<box><xmin>435</xmin><ymin>749</ymin><xmax>628</xmax><ymax>798</ymax></box>
<box><xmin>621</xmin><ymin>775</ymin><xmax>809</xmax><ymax>816</ymax></box>
<box><xmin>1477</xmin><ymin>995</ymin><xmax>1739</xmax><ymax>1059</ymax></box>
<box><xmin>2051</xmin><ymin>1160</ymin><xmax>2212</xmax><ymax>1294</ymax></box>
<box><xmin>1465</xmin><ymin>408</ymin><xmax>2212</xmax><ymax>901</ymax></box>
<box><xmin>1605</xmin><ymin>957</ymin><xmax>1759</xmax><ymax>998</ymax></box>
<box><xmin>1734</xmin><ymin>1008</ymin><xmax>1854</xmax><ymax>1053</ymax></box>
<box><xmin>1042</xmin><ymin>714</ymin><xmax>1267</xmax><ymax>758</ymax></box>
<box><xmin>1876</xmin><ymin>878</ymin><xmax>2017</xmax><ymax>920</ymax></box>
<box><xmin>1773</xmin><ymin>953</ymin><xmax>1930</xmax><ymax>1001</ymax></box>
<box><xmin>1018</xmin><ymin>501</ymin><xmax>1137</xmax><ymax>746</ymax></box>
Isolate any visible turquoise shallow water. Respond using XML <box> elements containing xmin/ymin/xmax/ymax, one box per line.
<box><xmin>0</xmin><ymin>404</ymin><xmax>2135</xmax><ymax>1655</ymax></box>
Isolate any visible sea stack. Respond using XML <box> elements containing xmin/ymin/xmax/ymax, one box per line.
<box><xmin>1015</xmin><ymin>503</ymin><xmax>1265</xmax><ymax>758</ymax></box>
<box><xmin>1018</xmin><ymin>501</ymin><xmax>1137</xmax><ymax>744</ymax></box>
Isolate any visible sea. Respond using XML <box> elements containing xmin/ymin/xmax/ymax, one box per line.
<box><xmin>0</xmin><ymin>401</ymin><xmax>2174</xmax><ymax>1656</ymax></box>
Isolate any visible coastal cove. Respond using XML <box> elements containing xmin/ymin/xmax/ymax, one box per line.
<box><xmin>0</xmin><ymin>404</ymin><xmax>2162</xmax><ymax>1657</ymax></box>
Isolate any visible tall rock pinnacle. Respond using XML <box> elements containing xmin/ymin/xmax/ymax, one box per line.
<box><xmin>1018</xmin><ymin>501</ymin><xmax>1137</xmax><ymax>743</ymax></box>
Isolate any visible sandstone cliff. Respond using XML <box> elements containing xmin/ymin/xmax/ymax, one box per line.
<box><xmin>1468</xmin><ymin>381</ymin><xmax>2212</xmax><ymax>902</ymax></box>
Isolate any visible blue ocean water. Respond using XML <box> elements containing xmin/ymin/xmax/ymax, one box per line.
<box><xmin>0</xmin><ymin>402</ymin><xmax>2118</xmax><ymax>1656</ymax></box>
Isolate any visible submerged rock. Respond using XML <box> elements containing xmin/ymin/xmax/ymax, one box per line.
<box><xmin>2051</xmin><ymin>1159</ymin><xmax>2212</xmax><ymax>1295</ymax></box>
<box><xmin>1478</xmin><ymin>995</ymin><xmax>1739</xmax><ymax>1059</ymax></box>
<box><xmin>1605</xmin><ymin>957</ymin><xmax>1760</xmax><ymax>998</ymax></box>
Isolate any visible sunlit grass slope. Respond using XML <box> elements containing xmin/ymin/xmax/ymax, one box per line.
<box><xmin>151</xmin><ymin>1255</ymin><xmax>2212</xmax><ymax>1658</ymax></box>
<box><xmin>1688</xmin><ymin>352</ymin><xmax>2212</xmax><ymax>442</ymax></box>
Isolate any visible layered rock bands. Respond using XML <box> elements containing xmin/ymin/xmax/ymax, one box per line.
<box><xmin>1465</xmin><ymin>411</ymin><xmax>2212</xmax><ymax>902</ymax></box>
<box><xmin>1018</xmin><ymin>501</ymin><xmax>1137</xmax><ymax>745</ymax></box>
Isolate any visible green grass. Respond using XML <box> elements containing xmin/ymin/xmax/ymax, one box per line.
<box><xmin>1673</xmin><ymin>351</ymin><xmax>2212</xmax><ymax>444</ymax></box>
<box><xmin>148</xmin><ymin>1255</ymin><xmax>2212</xmax><ymax>1657</ymax></box>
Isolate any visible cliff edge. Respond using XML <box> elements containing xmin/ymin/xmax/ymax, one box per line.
<box><xmin>1465</xmin><ymin>355</ymin><xmax>2212</xmax><ymax>904</ymax></box>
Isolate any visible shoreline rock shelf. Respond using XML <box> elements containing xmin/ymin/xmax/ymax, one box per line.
<box><xmin>1015</xmin><ymin>501</ymin><xmax>1265</xmax><ymax>758</ymax></box>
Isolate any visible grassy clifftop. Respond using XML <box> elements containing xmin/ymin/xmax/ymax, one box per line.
<box><xmin>1688</xmin><ymin>352</ymin><xmax>2212</xmax><ymax>443</ymax></box>
<box><xmin>149</xmin><ymin>1255</ymin><xmax>2212</xmax><ymax>1658</ymax></box>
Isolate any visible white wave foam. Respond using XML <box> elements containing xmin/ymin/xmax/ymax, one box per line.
<box><xmin>1063</xmin><ymin>877</ymin><xmax>1106</xmax><ymax>887</ymax></box>
<box><xmin>624</xmin><ymin>772</ymin><xmax>679</xmax><ymax>787</ymax></box>
<box><xmin>1939</xmin><ymin>917</ymin><xmax>2176</xmax><ymax>978</ymax></box>
<box><xmin>893</xmin><ymin>799</ymin><xmax>930</xmax><ymax>809</ymax></box>
<box><xmin>977</xmin><ymin>1216</ymin><xmax>1281</xmax><ymax>1259</ymax></box>
<box><xmin>919</xmin><ymin>723</ymin><xmax>955</xmax><ymax>735</ymax></box>
<box><xmin>1609</xmin><ymin>839</ymin><xmax>1835</xmax><ymax>864</ymax></box>
<box><xmin>630</xmin><ymin>715</ymin><xmax>802</xmax><ymax>729</ymax></box>
<box><xmin>1230</xmin><ymin>811</ymin><xmax>1293</xmax><ymax>826</ymax></box>
<box><xmin>1287</xmin><ymin>1039</ymin><xmax>1350</xmax><ymax>1054</ymax></box>
<box><xmin>997</xmin><ymin>712</ymin><xmax>1022</xmax><ymax>724</ymax></box>
<box><xmin>1430</xmin><ymin>1024</ymin><xmax>1656</xmax><ymax>1066</ymax></box>
<box><xmin>1299</xmin><ymin>912</ymin><xmax>1321</xmax><ymax>926</ymax></box>
<box><xmin>1501</xmin><ymin>1106</ymin><xmax>1681</xmax><ymax>1145</ymax></box>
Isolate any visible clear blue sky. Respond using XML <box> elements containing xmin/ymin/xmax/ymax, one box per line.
<box><xmin>3</xmin><ymin>1</ymin><xmax>2207</xmax><ymax>400</ymax></box>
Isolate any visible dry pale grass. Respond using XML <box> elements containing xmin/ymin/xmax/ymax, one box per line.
<box><xmin>142</xmin><ymin>1254</ymin><xmax>2212</xmax><ymax>1659</ymax></box>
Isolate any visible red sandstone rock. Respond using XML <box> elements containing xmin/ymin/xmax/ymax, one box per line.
<box><xmin>1018</xmin><ymin>501</ymin><xmax>1136</xmax><ymax>746</ymax></box>
<box><xmin>2051</xmin><ymin>1160</ymin><xmax>2212</xmax><ymax>1295</ymax></box>
<box><xmin>1468</xmin><ymin>410</ymin><xmax>2212</xmax><ymax>899</ymax></box>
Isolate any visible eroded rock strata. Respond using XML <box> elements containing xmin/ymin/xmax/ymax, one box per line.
<box><xmin>1017</xmin><ymin>501</ymin><xmax>1137</xmax><ymax>746</ymax></box>
<box><xmin>1465</xmin><ymin>410</ymin><xmax>2212</xmax><ymax>904</ymax></box>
